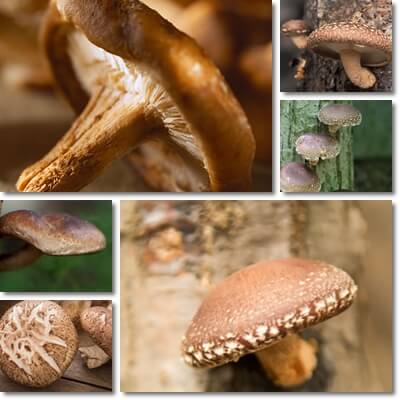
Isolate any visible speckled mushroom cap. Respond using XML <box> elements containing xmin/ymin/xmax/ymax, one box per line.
<box><xmin>295</xmin><ymin>133</ymin><xmax>340</xmax><ymax>163</ymax></box>
<box><xmin>17</xmin><ymin>0</ymin><xmax>255</xmax><ymax>193</ymax></box>
<box><xmin>281</xmin><ymin>20</ymin><xmax>311</xmax><ymax>36</ymax></box>
<box><xmin>0</xmin><ymin>210</ymin><xmax>106</xmax><ymax>255</ymax></box>
<box><xmin>0</xmin><ymin>300</ymin><xmax>78</xmax><ymax>387</ymax></box>
<box><xmin>318</xmin><ymin>104</ymin><xmax>362</xmax><ymax>129</ymax></box>
<box><xmin>80</xmin><ymin>306</ymin><xmax>112</xmax><ymax>358</ymax></box>
<box><xmin>181</xmin><ymin>258</ymin><xmax>357</xmax><ymax>368</ymax></box>
<box><xmin>307</xmin><ymin>22</ymin><xmax>392</xmax><ymax>67</ymax></box>
<box><xmin>280</xmin><ymin>162</ymin><xmax>320</xmax><ymax>193</ymax></box>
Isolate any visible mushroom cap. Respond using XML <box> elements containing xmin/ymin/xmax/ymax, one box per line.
<box><xmin>80</xmin><ymin>306</ymin><xmax>112</xmax><ymax>358</ymax></box>
<box><xmin>41</xmin><ymin>0</ymin><xmax>255</xmax><ymax>192</ymax></box>
<box><xmin>0</xmin><ymin>210</ymin><xmax>106</xmax><ymax>255</ymax></box>
<box><xmin>280</xmin><ymin>162</ymin><xmax>320</xmax><ymax>193</ymax></box>
<box><xmin>282</xmin><ymin>20</ymin><xmax>311</xmax><ymax>36</ymax></box>
<box><xmin>295</xmin><ymin>133</ymin><xmax>340</xmax><ymax>163</ymax></box>
<box><xmin>318</xmin><ymin>104</ymin><xmax>362</xmax><ymax>128</ymax></box>
<box><xmin>181</xmin><ymin>258</ymin><xmax>357</xmax><ymax>368</ymax></box>
<box><xmin>0</xmin><ymin>300</ymin><xmax>78</xmax><ymax>387</ymax></box>
<box><xmin>307</xmin><ymin>22</ymin><xmax>392</xmax><ymax>67</ymax></box>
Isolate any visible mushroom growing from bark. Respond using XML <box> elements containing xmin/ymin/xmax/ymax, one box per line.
<box><xmin>0</xmin><ymin>210</ymin><xmax>106</xmax><ymax>272</ymax></box>
<box><xmin>181</xmin><ymin>258</ymin><xmax>357</xmax><ymax>388</ymax></box>
<box><xmin>318</xmin><ymin>104</ymin><xmax>362</xmax><ymax>135</ymax></box>
<box><xmin>307</xmin><ymin>22</ymin><xmax>391</xmax><ymax>89</ymax></box>
<box><xmin>280</xmin><ymin>162</ymin><xmax>321</xmax><ymax>193</ymax></box>
<box><xmin>0</xmin><ymin>300</ymin><xmax>78</xmax><ymax>388</ymax></box>
<box><xmin>282</xmin><ymin>20</ymin><xmax>311</xmax><ymax>50</ymax></box>
<box><xmin>16</xmin><ymin>0</ymin><xmax>255</xmax><ymax>193</ymax></box>
<box><xmin>295</xmin><ymin>133</ymin><xmax>340</xmax><ymax>166</ymax></box>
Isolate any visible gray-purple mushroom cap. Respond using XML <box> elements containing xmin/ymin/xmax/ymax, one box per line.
<box><xmin>181</xmin><ymin>258</ymin><xmax>357</xmax><ymax>368</ymax></box>
<box><xmin>295</xmin><ymin>133</ymin><xmax>340</xmax><ymax>165</ymax></box>
<box><xmin>318</xmin><ymin>104</ymin><xmax>362</xmax><ymax>134</ymax></box>
<box><xmin>280</xmin><ymin>162</ymin><xmax>320</xmax><ymax>193</ymax></box>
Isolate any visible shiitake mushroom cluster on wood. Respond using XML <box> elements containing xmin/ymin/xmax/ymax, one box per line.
<box><xmin>280</xmin><ymin>103</ymin><xmax>361</xmax><ymax>193</ymax></box>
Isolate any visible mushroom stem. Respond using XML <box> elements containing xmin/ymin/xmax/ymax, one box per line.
<box><xmin>255</xmin><ymin>334</ymin><xmax>318</xmax><ymax>388</ymax></box>
<box><xmin>328</xmin><ymin>125</ymin><xmax>340</xmax><ymax>135</ymax></box>
<box><xmin>16</xmin><ymin>87</ymin><xmax>157</xmax><ymax>192</ymax></box>
<box><xmin>291</xmin><ymin>35</ymin><xmax>308</xmax><ymax>50</ymax></box>
<box><xmin>0</xmin><ymin>244</ymin><xmax>42</xmax><ymax>272</ymax></box>
<box><xmin>339</xmin><ymin>49</ymin><xmax>377</xmax><ymax>89</ymax></box>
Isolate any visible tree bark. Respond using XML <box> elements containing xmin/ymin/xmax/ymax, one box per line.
<box><xmin>120</xmin><ymin>200</ymin><xmax>382</xmax><ymax>392</ymax></box>
<box><xmin>280</xmin><ymin>100</ymin><xmax>354</xmax><ymax>192</ymax></box>
<box><xmin>301</xmin><ymin>0</ymin><xmax>392</xmax><ymax>92</ymax></box>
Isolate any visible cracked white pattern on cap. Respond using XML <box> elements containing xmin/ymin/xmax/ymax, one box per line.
<box><xmin>181</xmin><ymin>258</ymin><xmax>357</xmax><ymax>368</ymax></box>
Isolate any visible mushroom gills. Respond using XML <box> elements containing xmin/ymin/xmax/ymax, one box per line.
<box><xmin>71</xmin><ymin>32</ymin><xmax>207</xmax><ymax>172</ymax></box>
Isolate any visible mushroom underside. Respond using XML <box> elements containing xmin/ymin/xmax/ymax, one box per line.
<box><xmin>17</xmin><ymin>32</ymin><xmax>209</xmax><ymax>192</ymax></box>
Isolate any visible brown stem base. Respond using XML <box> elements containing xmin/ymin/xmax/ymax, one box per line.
<box><xmin>255</xmin><ymin>334</ymin><xmax>318</xmax><ymax>388</ymax></box>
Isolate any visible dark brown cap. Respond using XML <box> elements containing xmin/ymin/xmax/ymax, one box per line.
<box><xmin>0</xmin><ymin>210</ymin><xmax>106</xmax><ymax>255</ymax></box>
<box><xmin>181</xmin><ymin>258</ymin><xmax>357</xmax><ymax>368</ymax></box>
<box><xmin>282</xmin><ymin>20</ymin><xmax>311</xmax><ymax>36</ymax></box>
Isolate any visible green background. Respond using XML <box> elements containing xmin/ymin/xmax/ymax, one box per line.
<box><xmin>0</xmin><ymin>201</ymin><xmax>112</xmax><ymax>292</ymax></box>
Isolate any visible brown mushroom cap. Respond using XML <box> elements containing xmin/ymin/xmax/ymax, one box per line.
<box><xmin>318</xmin><ymin>104</ymin><xmax>362</xmax><ymax>129</ymax></box>
<box><xmin>295</xmin><ymin>133</ymin><xmax>340</xmax><ymax>164</ymax></box>
<box><xmin>307</xmin><ymin>22</ymin><xmax>391</xmax><ymax>67</ymax></box>
<box><xmin>181</xmin><ymin>258</ymin><xmax>357</xmax><ymax>368</ymax></box>
<box><xmin>0</xmin><ymin>210</ymin><xmax>106</xmax><ymax>256</ymax></box>
<box><xmin>16</xmin><ymin>0</ymin><xmax>254</xmax><ymax>193</ymax></box>
<box><xmin>80</xmin><ymin>306</ymin><xmax>112</xmax><ymax>358</ymax></box>
<box><xmin>0</xmin><ymin>300</ymin><xmax>78</xmax><ymax>388</ymax></box>
<box><xmin>280</xmin><ymin>162</ymin><xmax>320</xmax><ymax>193</ymax></box>
<box><xmin>282</xmin><ymin>20</ymin><xmax>311</xmax><ymax>37</ymax></box>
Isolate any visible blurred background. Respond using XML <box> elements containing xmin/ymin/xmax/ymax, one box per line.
<box><xmin>0</xmin><ymin>0</ymin><xmax>272</xmax><ymax>192</ymax></box>
<box><xmin>0</xmin><ymin>201</ymin><xmax>112</xmax><ymax>292</ymax></box>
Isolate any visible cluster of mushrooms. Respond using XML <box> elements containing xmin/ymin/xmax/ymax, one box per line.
<box><xmin>282</xmin><ymin>9</ymin><xmax>392</xmax><ymax>89</ymax></box>
<box><xmin>281</xmin><ymin>103</ymin><xmax>362</xmax><ymax>193</ymax></box>
<box><xmin>0</xmin><ymin>300</ymin><xmax>112</xmax><ymax>388</ymax></box>
<box><xmin>0</xmin><ymin>200</ymin><xmax>106</xmax><ymax>272</ymax></box>
<box><xmin>181</xmin><ymin>258</ymin><xmax>358</xmax><ymax>388</ymax></box>
<box><xmin>1</xmin><ymin>0</ymin><xmax>272</xmax><ymax>192</ymax></box>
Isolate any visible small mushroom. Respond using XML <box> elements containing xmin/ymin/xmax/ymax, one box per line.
<box><xmin>281</xmin><ymin>20</ymin><xmax>311</xmax><ymax>50</ymax></box>
<box><xmin>307</xmin><ymin>22</ymin><xmax>391</xmax><ymax>89</ymax></box>
<box><xmin>80</xmin><ymin>306</ymin><xmax>112</xmax><ymax>358</ymax></box>
<box><xmin>280</xmin><ymin>162</ymin><xmax>321</xmax><ymax>193</ymax></box>
<box><xmin>16</xmin><ymin>0</ymin><xmax>254</xmax><ymax>193</ymax></box>
<box><xmin>318</xmin><ymin>104</ymin><xmax>362</xmax><ymax>134</ymax></box>
<box><xmin>0</xmin><ymin>210</ymin><xmax>106</xmax><ymax>272</ymax></box>
<box><xmin>181</xmin><ymin>258</ymin><xmax>357</xmax><ymax>388</ymax></box>
<box><xmin>0</xmin><ymin>300</ymin><xmax>78</xmax><ymax>388</ymax></box>
<box><xmin>295</xmin><ymin>133</ymin><xmax>340</xmax><ymax>165</ymax></box>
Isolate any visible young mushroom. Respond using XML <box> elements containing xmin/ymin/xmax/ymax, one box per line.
<box><xmin>0</xmin><ymin>210</ymin><xmax>106</xmax><ymax>272</ymax></box>
<box><xmin>295</xmin><ymin>133</ymin><xmax>340</xmax><ymax>166</ymax></box>
<box><xmin>0</xmin><ymin>300</ymin><xmax>78</xmax><ymax>388</ymax></box>
<box><xmin>181</xmin><ymin>258</ymin><xmax>357</xmax><ymax>388</ymax></box>
<box><xmin>280</xmin><ymin>162</ymin><xmax>321</xmax><ymax>193</ymax></box>
<box><xmin>282</xmin><ymin>20</ymin><xmax>312</xmax><ymax>50</ymax></box>
<box><xmin>307</xmin><ymin>22</ymin><xmax>392</xmax><ymax>89</ymax></box>
<box><xmin>16</xmin><ymin>0</ymin><xmax>255</xmax><ymax>193</ymax></box>
<box><xmin>318</xmin><ymin>104</ymin><xmax>362</xmax><ymax>135</ymax></box>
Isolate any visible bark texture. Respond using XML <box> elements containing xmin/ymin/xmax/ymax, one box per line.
<box><xmin>280</xmin><ymin>100</ymin><xmax>354</xmax><ymax>192</ymax></box>
<box><xmin>120</xmin><ymin>200</ymin><xmax>384</xmax><ymax>392</ymax></box>
<box><xmin>301</xmin><ymin>0</ymin><xmax>392</xmax><ymax>91</ymax></box>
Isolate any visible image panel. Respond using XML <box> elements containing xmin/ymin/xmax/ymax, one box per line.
<box><xmin>280</xmin><ymin>100</ymin><xmax>392</xmax><ymax>192</ymax></box>
<box><xmin>280</xmin><ymin>0</ymin><xmax>392</xmax><ymax>92</ymax></box>
<box><xmin>0</xmin><ymin>0</ymin><xmax>272</xmax><ymax>193</ymax></box>
<box><xmin>0</xmin><ymin>300</ymin><xmax>113</xmax><ymax>392</ymax></box>
<box><xmin>120</xmin><ymin>200</ymin><xmax>392</xmax><ymax>392</ymax></box>
<box><xmin>0</xmin><ymin>200</ymin><xmax>112</xmax><ymax>292</ymax></box>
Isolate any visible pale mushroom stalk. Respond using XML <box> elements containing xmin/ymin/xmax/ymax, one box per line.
<box><xmin>340</xmin><ymin>49</ymin><xmax>376</xmax><ymax>89</ymax></box>
<box><xmin>17</xmin><ymin>86</ymin><xmax>159</xmax><ymax>192</ymax></box>
<box><xmin>255</xmin><ymin>334</ymin><xmax>318</xmax><ymax>387</ymax></box>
